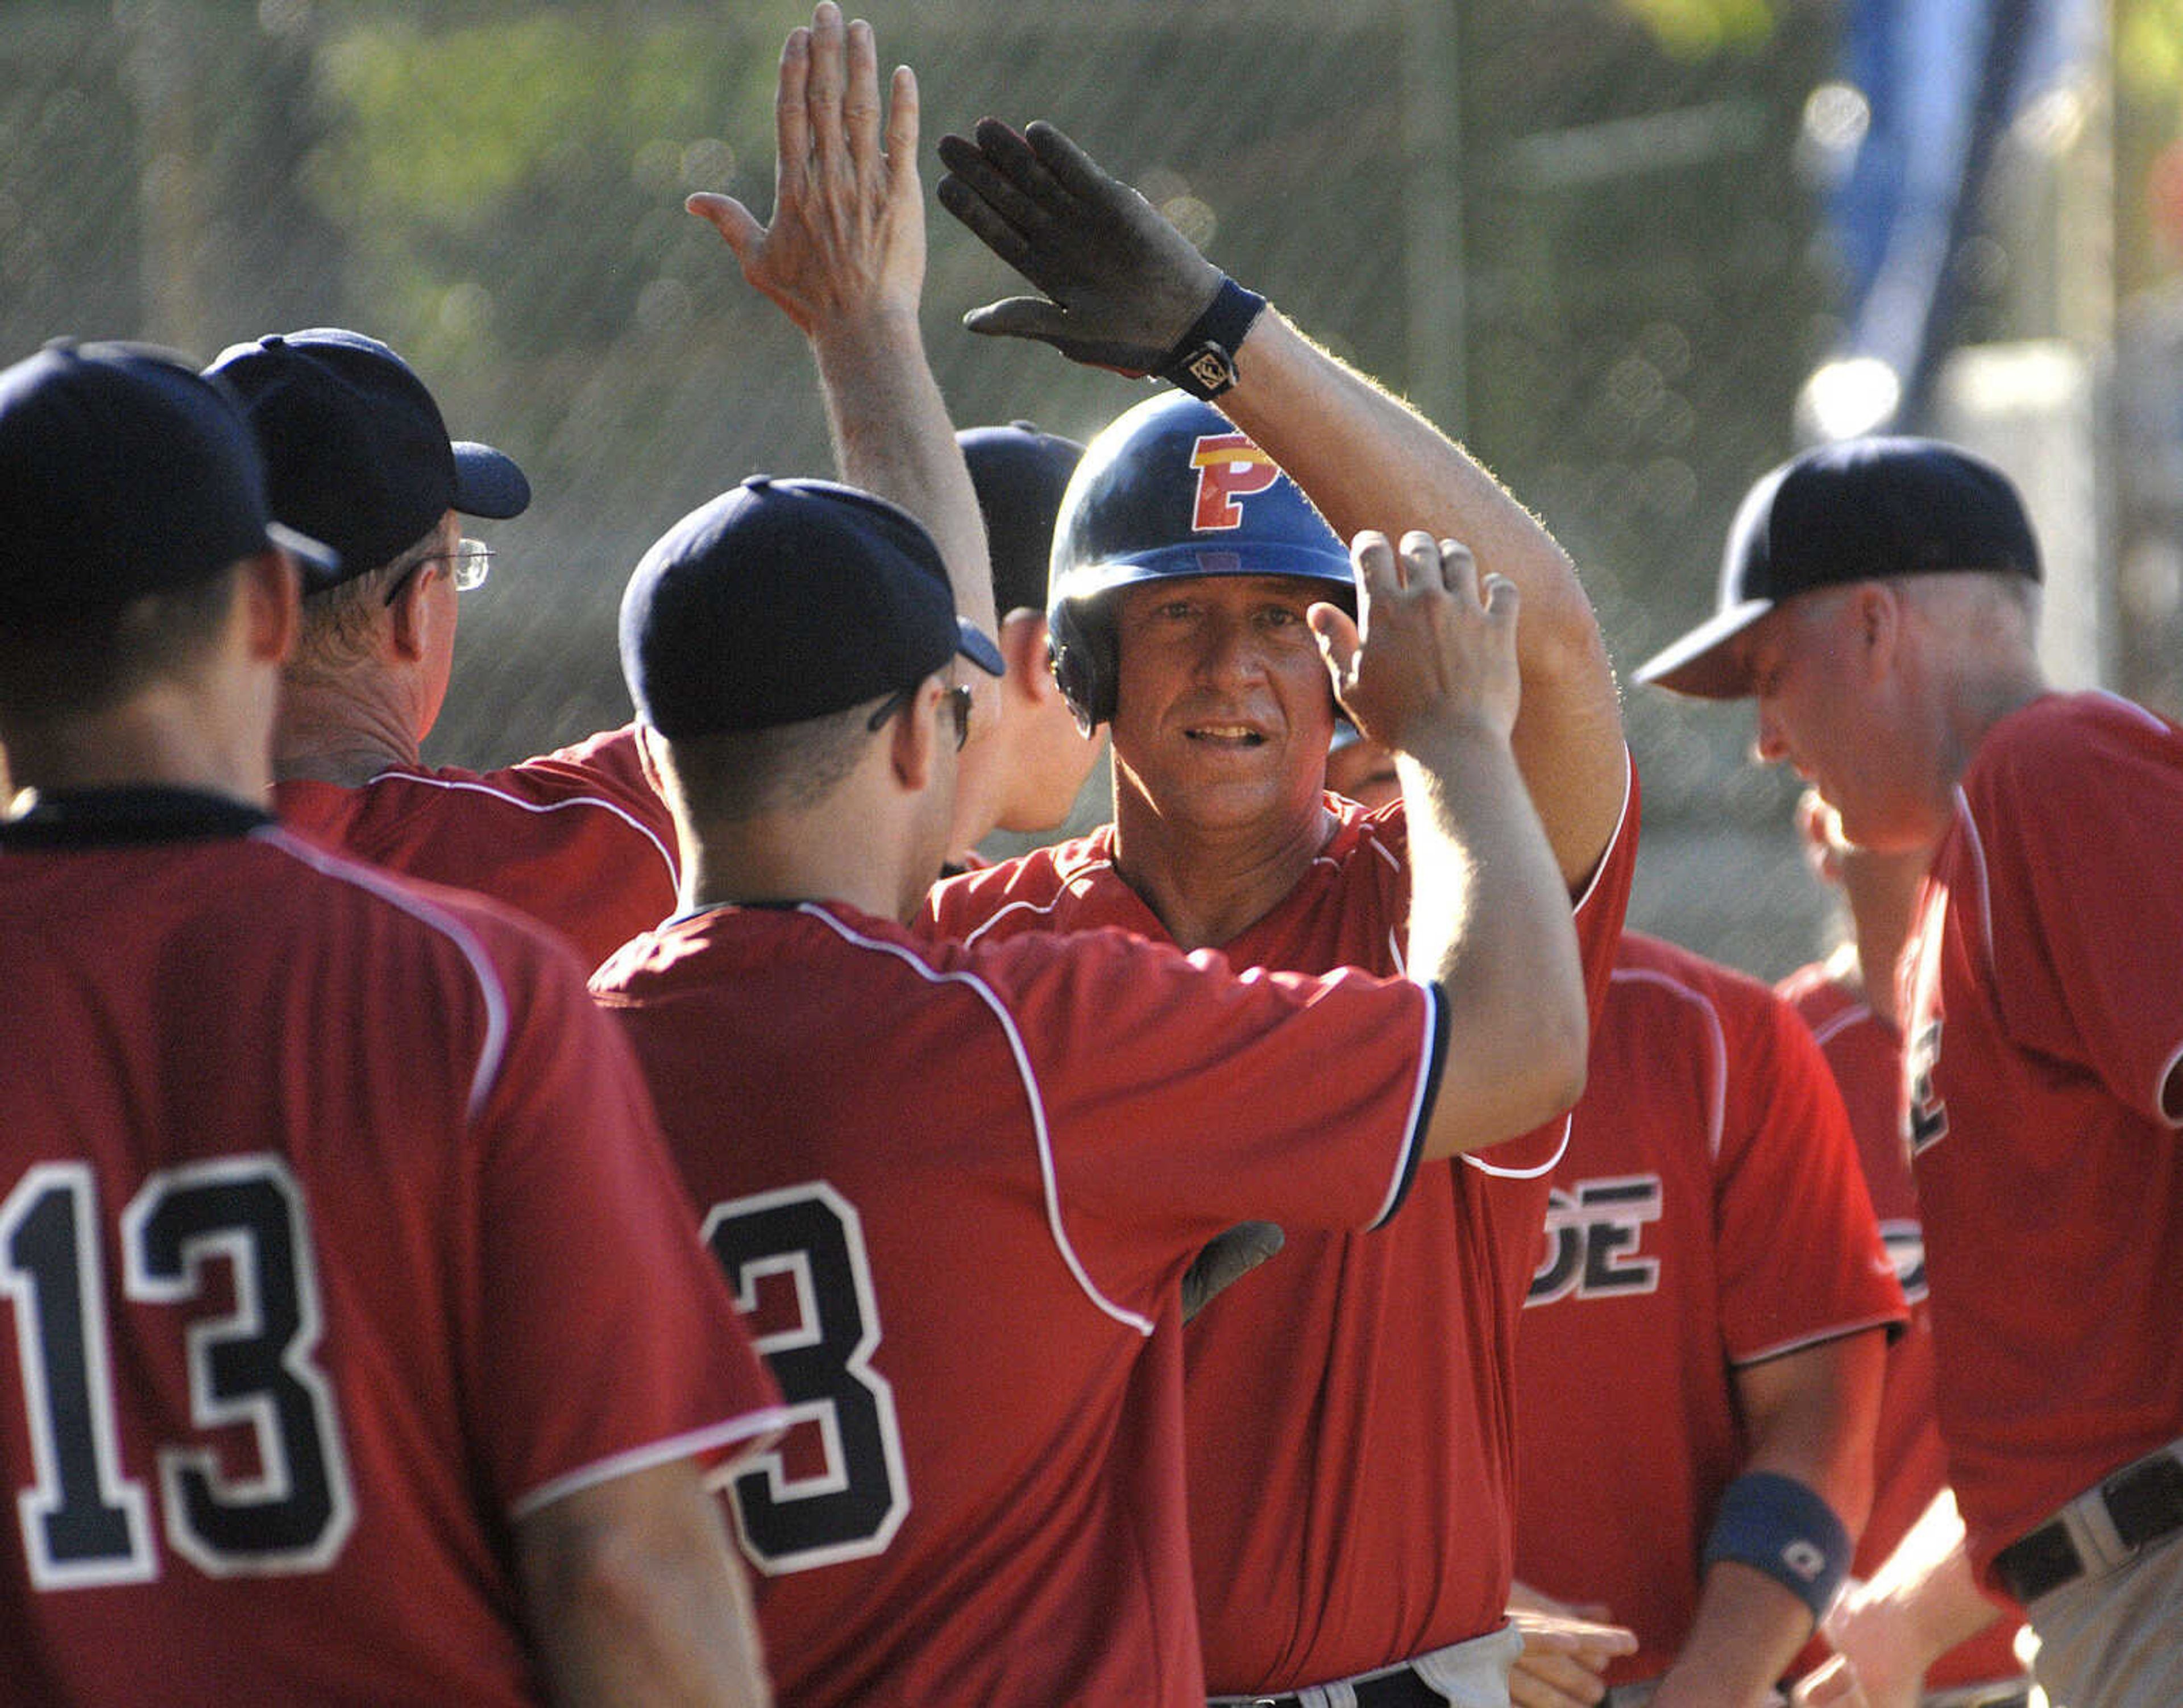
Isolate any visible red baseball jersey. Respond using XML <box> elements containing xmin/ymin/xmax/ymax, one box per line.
<box><xmin>923</xmin><ymin>757</ymin><xmax>1640</xmax><ymax>1693</ymax></box>
<box><xmin>1514</xmin><ymin>933</ymin><xmax>1905</xmax><ymax>1685</ymax></box>
<box><xmin>1899</xmin><ymin>691</ymin><xmax>2183</xmax><ymax>1586</ymax></box>
<box><xmin>591</xmin><ymin>898</ymin><xmax>1448</xmax><ymax>1707</ymax></box>
<box><xmin>1778</xmin><ymin>961</ymin><xmax>2026</xmax><ymax>1686</ymax></box>
<box><xmin>274</xmin><ymin>723</ymin><xmax>678</xmax><ymax>968</ymax></box>
<box><xmin>0</xmin><ymin>790</ymin><xmax>781</xmax><ymax>1708</ymax></box>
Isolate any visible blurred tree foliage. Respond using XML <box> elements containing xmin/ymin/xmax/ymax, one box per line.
<box><xmin>1613</xmin><ymin>0</ymin><xmax>1780</xmax><ymax>57</ymax></box>
<box><xmin>308</xmin><ymin>11</ymin><xmax>781</xmax><ymax>364</ymax></box>
<box><xmin>2117</xmin><ymin>0</ymin><xmax>2183</xmax><ymax>287</ymax></box>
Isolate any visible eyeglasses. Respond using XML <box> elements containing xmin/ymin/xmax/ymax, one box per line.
<box><xmin>865</xmin><ymin>681</ymin><xmax>973</xmax><ymax>752</ymax></box>
<box><xmin>382</xmin><ymin>538</ymin><xmax>493</xmax><ymax>607</ymax></box>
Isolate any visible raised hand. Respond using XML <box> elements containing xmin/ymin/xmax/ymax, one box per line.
<box><xmin>1311</xmin><ymin>530</ymin><xmax>1522</xmax><ymax>763</ymax></box>
<box><xmin>936</xmin><ymin>119</ymin><xmax>1228</xmax><ymax>375</ymax></box>
<box><xmin>687</xmin><ymin>2</ymin><xmax>924</xmax><ymax>339</ymax></box>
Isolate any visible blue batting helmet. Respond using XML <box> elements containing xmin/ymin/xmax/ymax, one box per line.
<box><xmin>1046</xmin><ymin>390</ymin><xmax>1354</xmax><ymax>729</ymax></box>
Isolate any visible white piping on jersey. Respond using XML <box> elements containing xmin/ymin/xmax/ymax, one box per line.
<box><xmin>1303</xmin><ymin>819</ymin><xmax>1405</xmax><ymax>879</ymax></box>
<box><xmin>1803</xmin><ymin>1001</ymin><xmax>1875</xmax><ymax>1051</ymax></box>
<box><xmin>2159</xmin><ymin>1041</ymin><xmax>2183</xmax><ymax>1129</ymax></box>
<box><xmin>512</xmin><ymin>1405</ymin><xmax>794</xmax><ymax>1522</ymax></box>
<box><xmin>1463</xmin><ymin>748</ymin><xmax>1637</xmax><ymax>1181</ymax></box>
<box><xmin>254</xmin><ymin>826</ymin><xmax>511</xmax><ymax>1120</ymax></box>
<box><xmin>1462</xmin><ymin>1110</ymin><xmax>1572</xmax><ymax>1180</ymax></box>
<box><xmin>1592</xmin><ymin>963</ymin><xmax>1730</xmax><ymax>1160</ymax></box>
<box><xmin>798</xmin><ymin>903</ymin><xmax>1159</xmax><ymax>1337</ymax></box>
<box><xmin>360</xmin><ymin>770</ymin><xmax>681</xmax><ymax>885</ymax></box>
<box><xmin>1950</xmin><ymin>784</ymin><xmax>1995</xmax><ymax>966</ymax></box>
<box><xmin>1569</xmin><ymin>745</ymin><xmax>1638</xmax><ymax>917</ymax></box>
<box><xmin>1345</xmin><ymin>819</ymin><xmax>1409</xmax><ymax>973</ymax></box>
<box><xmin>1368</xmin><ymin>981</ymin><xmax>1443</xmax><ymax>1223</ymax></box>
<box><xmin>2087</xmin><ymin>686</ymin><xmax>2172</xmax><ymax>735</ymax></box>
<box><xmin>955</xmin><ymin>861</ymin><xmax>1118</xmax><ymax>948</ymax></box>
<box><xmin>1731</xmin><ymin>1311</ymin><xmax>1905</xmax><ymax>1370</ymax></box>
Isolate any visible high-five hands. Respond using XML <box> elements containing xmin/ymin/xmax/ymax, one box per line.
<box><xmin>1311</xmin><ymin>530</ymin><xmax>1522</xmax><ymax>762</ymax></box>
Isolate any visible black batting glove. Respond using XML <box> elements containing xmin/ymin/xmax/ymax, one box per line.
<box><xmin>937</xmin><ymin>119</ymin><xmax>1264</xmax><ymax>395</ymax></box>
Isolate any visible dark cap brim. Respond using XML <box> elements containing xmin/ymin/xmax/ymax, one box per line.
<box><xmin>1631</xmin><ymin>596</ymin><xmax>1774</xmax><ymax>698</ymax></box>
<box><xmin>267</xmin><ymin>521</ymin><xmax>345</xmax><ymax>593</ymax></box>
<box><xmin>957</xmin><ymin>618</ymin><xmax>1003</xmax><ymax>677</ymax></box>
<box><xmin>451</xmin><ymin>441</ymin><xmax>530</xmax><ymax>520</ymax></box>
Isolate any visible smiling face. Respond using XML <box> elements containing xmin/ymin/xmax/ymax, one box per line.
<box><xmin>1106</xmin><ymin>574</ymin><xmax>1337</xmax><ymax>841</ymax></box>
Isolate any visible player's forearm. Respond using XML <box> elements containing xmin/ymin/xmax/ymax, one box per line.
<box><xmin>1822</xmin><ymin>1489</ymin><xmax>2006</xmax><ymax>1686</ymax></box>
<box><xmin>1736</xmin><ymin>1333</ymin><xmax>1887</xmax><ymax>1549</ymax></box>
<box><xmin>811</xmin><ymin>310</ymin><xmax>1000</xmax><ymax>661</ymax></box>
<box><xmin>1221</xmin><ymin>309</ymin><xmax>1625</xmax><ymax>884</ymax></box>
<box><xmin>1651</xmin><ymin>1561</ymin><xmax>1811</xmax><ymax>1708</ymax></box>
<box><xmin>1403</xmin><ymin>722</ymin><xmax>1588</xmax><ymax>1159</ymax></box>
<box><xmin>1217</xmin><ymin>311</ymin><xmax>1570</xmax><ymax>603</ymax></box>
<box><xmin>1218</xmin><ymin>311</ymin><xmax>1607</xmax><ymax>676</ymax></box>
<box><xmin>517</xmin><ymin>1464</ymin><xmax>773</xmax><ymax>1707</ymax></box>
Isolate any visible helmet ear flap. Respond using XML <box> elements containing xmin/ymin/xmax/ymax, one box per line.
<box><xmin>1047</xmin><ymin>603</ymin><xmax>1114</xmax><ymax>732</ymax></box>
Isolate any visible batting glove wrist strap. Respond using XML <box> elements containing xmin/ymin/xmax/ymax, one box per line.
<box><xmin>1700</xmin><ymin>1471</ymin><xmax>1851</xmax><ymax>1626</ymax></box>
<box><xmin>1156</xmin><ymin>277</ymin><xmax>1267</xmax><ymax>400</ymax></box>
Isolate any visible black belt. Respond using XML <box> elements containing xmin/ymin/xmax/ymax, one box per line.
<box><xmin>1240</xmin><ymin>1667</ymin><xmax>1447</xmax><ymax>1708</ymax></box>
<box><xmin>1991</xmin><ymin>1445</ymin><xmax>2183</xmax><ymax>1604</ymax></box>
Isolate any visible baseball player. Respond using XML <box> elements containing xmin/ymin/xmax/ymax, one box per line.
<box><xmin>0</xmin><ymin>341</ymin><xmax>782</xmax><ymax>1706</ymax></box>
<box><xmin>594</xmin><ymin>472</ymin><xmax>1592</xmax><ymax>1705</ymax></box>
<box><xmin>1778</xmin><ymin>794</ymin><xmax>2031</xmax><ymax>1706</ymax></box>
<box><xmin>206</xmin><ymin>324</ymin><xmax>682</xmax><ymax>969</ymax></box>
<box><xmin>1637</xmin><ymin>436</ymin><xmax>2183</xmax><ymax>1708</ymax></box>
<box><xmin>946</xmin><ymin>420</ymin><xmax>1102</xmax><ymax>863</ymax></box>
<box><xmin>1509</xmin><ymin>931</ymin><xmax>1906</xmax><ymax>1707</ymax></box>
<box><xmin>930</xmin><ymin>121</ymin><xmax>1638</xmax><ymax>1701</ymax></box>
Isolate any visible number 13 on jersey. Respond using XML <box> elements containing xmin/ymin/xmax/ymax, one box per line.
<box><xmin>2</xmin><ymin>1158</ymin><xmax>354</xmax><ymax>1589</ymax></box>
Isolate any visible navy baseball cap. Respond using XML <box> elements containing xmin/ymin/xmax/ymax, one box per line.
<box><xmin>1635</xmin><ymin>436</ymin><xmax>2041</xmax><ymax>699</ymax></box>
<box><xmin>0</xmin><ymin>339</ymin><xmax>341</xmax><ymax>619</ymax></box>
<box><xmin>957</xmin><ymin>421</ymin><xmax>1085</xmax><ymax>615</ymax></box>
<box><xmin>621</xmin><ymin>475</ymin><xmax>1004</xmax><ymax>739</ymax></box>
<box><xmin>205</xmin><ymin>328</ymin><xmax>530</xmax><ymax>581</ymax></box>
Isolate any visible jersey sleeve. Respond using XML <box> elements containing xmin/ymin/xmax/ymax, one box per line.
<box><xmin>921</xmin><ymin>840</ymin><xmax>1075</xmax><ymax>943</ymax></box>
<box><xmin>980</xmin><ymin>927</ymin><xmax>1442</xmax><ymax>1294</ymax></box>
<box><xmin>1716</xmin><ymin>986</ymin><xmax>1908</xmax><ymax>1365</ymax></box>
<box><xmin>454</xmin><ymin>911</ymin><xmax>783</xmax><ymax>1517</ymax></box>
<box><xmin>536</xmin><ymin>724</ymin><xmax>669</xmax><ymax>822</ymax></box>
<box><xmin>1966</xmin><ymin>706</ymin><xmax>2183</xmax><ymax>1126</ymax></box>
<box><xmin>1466</xmin><ymin>748</ymin><xmax>1640</xmax><ymax>1178</ymax></box>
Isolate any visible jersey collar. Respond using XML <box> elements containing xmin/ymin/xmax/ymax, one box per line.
<box><xmin>0</xmin><ymin>786</ymin><xmax>273</xmax><ymax>849</ymax></box>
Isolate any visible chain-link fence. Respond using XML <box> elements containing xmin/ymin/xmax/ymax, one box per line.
<box><xmin>3</xmin><ymin>0</ymin><xmax>2137</xmax><ymax>977</ymax></box>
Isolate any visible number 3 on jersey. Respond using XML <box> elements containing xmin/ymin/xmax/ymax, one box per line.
<box><xmin>702</xmin><ymin>1183</ymin><xmax>908</xmax><ymax>1575</ymax></box>
<box><xmin>2</xmin><ymin>1158</ymin><xmax>354</xmax><ymax>1589</ymax></box>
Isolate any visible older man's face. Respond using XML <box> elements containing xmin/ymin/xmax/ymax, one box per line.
<box><xmin>1107</xmin><ymin>574</ymin><xmax>1337</xmax><ymax>838</ymax></box>
<box><xmin>1730</xmin><ymin>583</ymin><xmax>1947</xmax><ymax>855</ymax></box>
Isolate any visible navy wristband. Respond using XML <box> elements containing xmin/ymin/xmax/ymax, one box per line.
<box><xmin>1700</xmin><ymin>1471</ymin><xmax>1852</xmax><ymax>1626</ymax></box>
<box><xmin>1157</xmin><ymin>277</ymin><xmax>1267</xmax><ymax>399</ymax></box>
